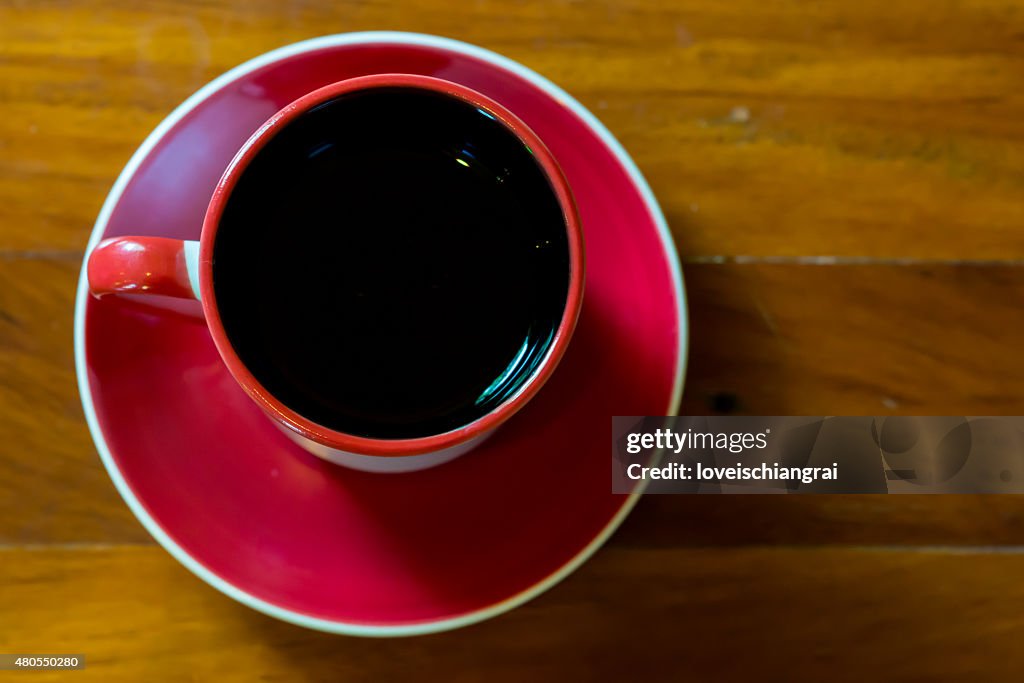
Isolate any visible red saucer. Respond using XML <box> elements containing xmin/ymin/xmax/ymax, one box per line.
<box><xmin>75</xmin><ymin>32</ymin><xmax>687</xmax><ymax>635</ymax></box>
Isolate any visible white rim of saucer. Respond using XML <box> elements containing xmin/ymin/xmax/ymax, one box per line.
<box><xmin>73</xmin><ymin>31</ymin><xmax>689</xmax><ymax>637</ymax></box>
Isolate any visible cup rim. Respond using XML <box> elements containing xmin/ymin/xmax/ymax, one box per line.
<box><xmin>197</xmin><ymin>73</ymin><xmax>585</xmax><ymax>456</ymax></box>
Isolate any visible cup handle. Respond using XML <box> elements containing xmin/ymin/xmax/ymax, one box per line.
<box><xmin>87</xmin><ymin>237</ymin><xmax>201</xmax><ymax>300</ymax></box>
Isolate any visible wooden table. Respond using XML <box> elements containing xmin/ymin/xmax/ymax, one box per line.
<box><xmin>3</xmin><ymin>1</ymin><xmax>1024</xmax><ymax>680</ymax></box>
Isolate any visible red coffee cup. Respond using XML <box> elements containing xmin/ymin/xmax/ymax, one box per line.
<box><xmin>87</xmin><ymin>74</ymin><xmax>584</xmax><ymax>472</ymax></box>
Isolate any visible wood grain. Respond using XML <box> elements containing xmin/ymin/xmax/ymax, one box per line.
<box><xmin>4</xmin><ymin>545</ymin><xmax>1024</xmax><ymax>682</ymax></box>
<box><xmin>1</xmin><ymin>0</ymin><xmax>1024</xmax><ymax>257</ymax></box>
<box><xmin>0</xmin><ymin>257</ymin><xmax>148</xmax><ymax>544</ymax></box>
<box><xmin>681</xmin><ymin>262</ymin><xmax>1024</xmax><ymax>416</ymax></box>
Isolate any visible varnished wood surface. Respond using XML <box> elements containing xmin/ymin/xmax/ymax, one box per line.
<box><xmin>3</xmin><ymin>0</ymin><xmax>1024</xmax><ymax>680</ymax></box>
<box><xmin>6</xmin><ymin>546</ymin><xmax>1024</xmax><ymax>682</ymax></box>
<box><xmin>3</xmin><ymin>0</ymin><xmax>1024</xmax><ymax>258</ymax></box>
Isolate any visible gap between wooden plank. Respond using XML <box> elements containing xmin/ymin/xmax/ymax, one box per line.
<box><xmin>12</xmin><ymin>250</ymin><xmax>1024</xmax><ymax>266</ymax></box>
<box><xmin>685</xmin><ymin>255</ymin><xmax>1024</xmax><ymax>265</ymax></box>
<box><xmin>6</xmin><ymin>543</ymin><xmax>1024</xmax><ymax>554</ymax></box>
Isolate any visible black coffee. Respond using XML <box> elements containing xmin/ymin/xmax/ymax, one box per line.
<box><xmin>213</xmin><ymin>87</ymin><xmax>570</xmax><ymax>439</ymax></box>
